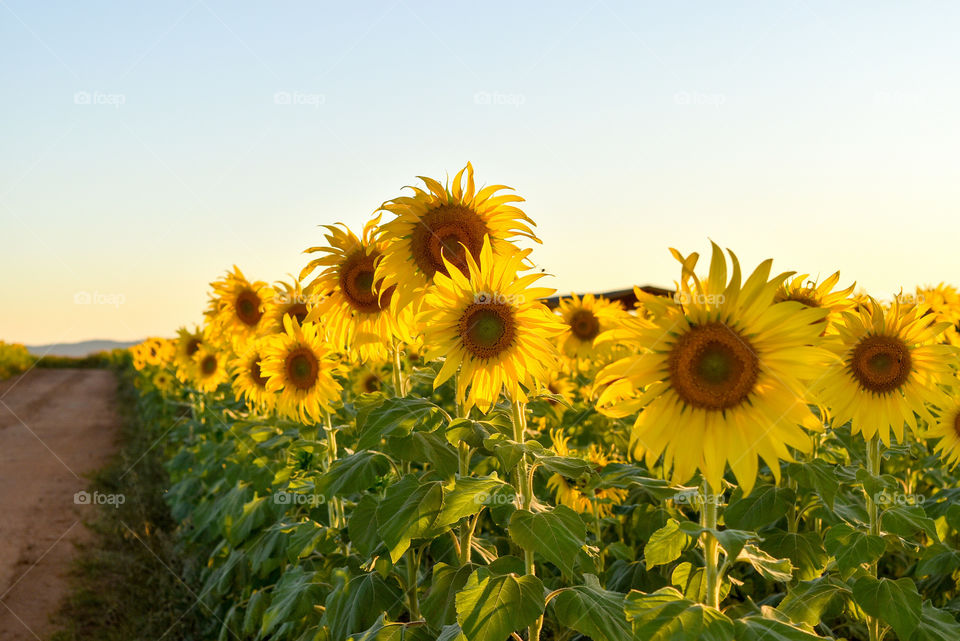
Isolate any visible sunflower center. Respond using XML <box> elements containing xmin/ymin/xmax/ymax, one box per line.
<box><xmin>363</xmin><ymin>374</ymin><xmax>380</xmax><ymax>393</ymax></box>
<box><xmin>200</xmin><ymin>355</ymin><xmax>218</xmax><ymax>376</ymax></box>
<box><xmin>667</xmin><ymin>322</ymin><xmax>759</xmax><ymax>411</ymax></box>
<box><xmin>410</xmin><ymin>205</ymin><xmax>490</xmax><ymax>278</ymax></box>
<box><xmin>781</xmin><ymin>292</ymin><xmax>820</xmax><ymax>308</ymax></box>
<box><xmin>285</xmin><ymin>348</ymin><xmax>319</xmax><ymax>390</ymax></box>
<box><xmin>235</xmin><ymin>289</ymin><xmax>263</xmax><ymax>326</ymax></box>
<box><xmin>286</xmin><ymin>302</ymin><xmax>309</xmax><ymax>325</ymax></box>
<box><xmin>340</xmin><ymin>252</ymin><xmax>392</xmax><ymax>314</ymax></box>
<box><xmin>570</xmin><ymin>310</ymin><xmax>600</xmax><ymax>341</ymax></box>
<box><xmin>186</xmin><ymin>338</ymin><xmax>201</xmax><ymax>356</ymax></box>
<box><xmin>849</xmin><ymin>335</ymin><xmax>912</xmax><ymax>394</ymax></box>
<box><xmin>249</xmin><ymin>358</ymin><xmax>269</xmax><ymax>389</ymax></box>
<box><xmin>459</xmin><ymin>303</ymin><xmax>517</xmax><ymax>359</ymax></box>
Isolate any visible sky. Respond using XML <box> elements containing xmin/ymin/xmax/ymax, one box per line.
<box><xmin>2</xmin><ymin>1</ymin><xmax>959</xmax><ymax>345</ymax></box>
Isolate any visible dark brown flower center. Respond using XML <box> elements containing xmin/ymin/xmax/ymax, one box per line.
<box><xmin>569</xmin><ymin>309</ymin><xmax>600</xmax><ymax>341</ymax></box>
<box><xmin>363</xmin><ymin>373</ymin><xmax>381</xmax><ymax>393</ymax></box>
<box><xmin>249</xmin><ymin>357</ymin><xmax>269</xmax><ymax>389</ymax></box>
<box><xmin>186</xmin><ymin>338</ymin><xmax>201</xmax><ymax>356</ymax></box>
<box><xmin>235</xmin><ymin>289</ymin><xmax>263</xmax><ymax>326</ymax></box>
<box><xmin>200</xmin><ymin>354</ymin><xmax>218</xmax><ymax>376</ymax></box>
<box><xmin>459</xmin><ymin>302</ymin><xmax>516</xmax><ymax>359</ymax></box>
<box><xmin>409</xmin><ymin>205</ymin><xmax>490</xmax><ymax>278</ymax></box>
<box><xmin>340</xmin><ymin>251</ymin><xmax>393</xmax><ymax>314</ymax></box>
<box><xmin>285</xmin><ymin>302</ymin><xmax>309</xmax><ymax>325</ymax></box>
<box><xmin>777</xmin><ymin>291</ymin><xmax>820</xmax><ymax>308</ymax></box>
<box><xmin>668</xmin><ymin>322</ymin><xmax>760</xmax><ymax>410</ymax></box>
<box><xmin>285</xmin><ymin>347</ymin><xmax>319</xmax><ymax>390</ymax></box>
<box><xmin>849</xmin><ymin>335</ymin><xmax>912</xmax><ymax>394</ymax></box>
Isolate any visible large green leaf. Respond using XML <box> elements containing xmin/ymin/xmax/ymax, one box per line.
<box><xmin>376</xmin><ymin>475</ymin><xmax>444</xmax><ymax>562</ymax></box>
<box><xmin>785</xmin><ymin>460</ymin><xmax>839</xmax><ymax>509</ymax></box>
<box><xmin>432</xmin><ymin>476</ymin><xmax>511</xmax><ymax>532</ymax></box>
<box><xmin>776</xmin><ymin>577</ymin><xmax>851</xmax><ymax>626</ymax></box>
<box><xmin>677</xmin><ymin>522</ymin><xmax>756</xmax><ymax>563</ymax></box>
<box><xmin>852</xmin><ymin>576</ymin><xmax>922</xmax><ymax>641</ymax></box>
<box><xmin>385</xmin><ymin>431</ymin><xmax>459</xmax><ymax>479</ymax></box>
<box><xmin>762</xmin><ymin>531</ymin><xmax>827</xmax><ymax>581</ymax></box>
<box><xmin>624</xmin><ymin>587</ymin><xmax>734</xmax><ymax>641</ymax></box>
<box><xmin>917</xmin><ymin>542</ymin><xmax>960</xmax><ymax>577</ymax></box>
<box><xmin>913</xmin><ymin>602</ymin><xmax>960</xmax><ymax>641</ymax></box>
<box><xmin>325</xmin><ymin>572</ymin><xmax>405</xmax><ymax>641</ymax></box>
<box><xmin>347</xmin><ymin>615</ymin><xmax>434</xmax><ymax>641</ymax></box>
<box><xmin>735</xmin><ymin>544</ymin><xmax>794</xmax><ymax>582</ymax></box>
<box><xmin>724</xmin><ymin>485</ymin><xmax>795</xmax><ymax>531</ymax></box>
<box><xmin>348</xmin><ymin>494</ymin><xmax>381</xmax><ymax>558</ymax></box>
<box><xmin>455</xmin><ymin>569</ymin><xmax>545</xmax><ymax>641</ymax></box>
<box><xmin>644</xmin><ymin>519</ymin><xmax>691</xmax><ymax>567</ymax></box>
<box><xmin>422</xmin><ymin>563</ymin><xmax>476</xmax><ymax>628</ymax></box>
<box><xmin>261</xmin><ymin>567</ymin><xmax>326</xmax><ymax>636</ymax></box>
<box><xmin>357</xmin><ymin>396</ymin><xmax>449</xmax><ymax>450</ymax></box>
<box><xmin>733</xmin><ymin>616</ymin><xmax>827</xmax><ymax>640</ymax></box>
<box><xmin>547</xmin><ymin>575</ymin><xmax>630</xmax><ymax>641</ymax></box>
<box><xmin>316</xmin><ymin>451</ymin><xmax>391</xmax><ymax>499</ymax></box>
<box><xmin>508</xmin><ymin>505</ymin><xmax>587</xmax><ymax>578</ymax></box>
<box><xmin>823</xmin><ymin>523</ymin><xmax>885</xmax><ymax>577</ymax></box>
<box><xmin>881</xmin><ymin>505</ymin><xmax>939</xmax><ymax>541</ymax></box>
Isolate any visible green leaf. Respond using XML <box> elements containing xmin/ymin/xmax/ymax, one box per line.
<box><xmin>761</xmin><ymin>531</ymin><xmax>827</xmax><ymax>581</ymax></box>
<box><xmin>670</xmin><ymin>562</ymin><xmax>730</xmax><ymax>603</ymax></box>
<box><xmin>624</xmin><ymin>587</ymin><xmax>734</xmax><ymax>641</ymax></box>
<box><xmin>881</xmin><ymin>505</ymin><xmax>939</xmax><ymax>541</ymax></box>
<box><xmin>325</xmin><ymin>572</ymin><xmax>405</xmax><ymax>641</ymax></box>
<box><xmin>823</xmin><ymin>523</ymin><xmax>885</xmax><ymax>578</ymax></box>
<box><xmin>347</xmin><ymin>615</ymin><xmax>434</xmax><ymax>641</ymax></box>
<box><xmin>917</xmin><ymin>543</ymin><xmax>960</xmax><ymax>577</ymax></box>
<box><xmin>852</xmin><ymin>576</ymin><xmax>922</xmax><ymax>641</ymax></box>
<box><xmin>677</xmin><ymin>522</ymin><xmax>756</xmax><ymax>563</ymax></box>
<box><xmin>595</xmin><ymin>463</ymin><xmax>693</xmax><ymax>500</ymax></box>
<box><xmin>261</xmin><ymin>567</ymin><xmax>326</xmax><ymax>636</ymax></box>
<box><xmin>242</xmin><ymin>589</ymin><xmax>268</xmax><ymax>637</ymax></box>
<box><xmin>724</xmin><ymin>485</ymin><xmax>795</xmax><ymax>531</ymax></box>
<box><xmin>776</xmin><ymin>577</ymin><xmax>851</xmax><ymax>626</ymax></box>
<box><xmin>547</xmin><ymin>575</ymin><xmax>630</xmax><ymax>641</ymax></box>
<box><xmin>455</xmin><ymin>569</ymin><xmax>545</xmax><ymax>641</ymax></box>
<box><xmin>508</xmin><ymin>505</ymin><xmax>586</xmax><ymax>578</ymax></box>
<box><xmin>316</xmin><ymin>451</ymin><xmax>391</xmax><ymax>499</ymax></box>
<box><xmin>422</xmin><ymin>563</ymin><xmax>476</xmax><ymax>628</ymax></box>
<box><xmin>376</xmin><ymin>475</ymin><xmax>444</xmax><ymax>562</ymax></box>
<box><xmin>733</xmin><ymin>616</ymin><xmax>827</xmax><ymax>640</ymax></box>
<box><xmin>385</xmin><ymin>431</ymin><xmax>458</xmax><ymax>479</ymax></box>
<box><xmin>432</xmin><ymin>476</ymin><xmax>511</xmax><ymax>532</ymax></box>
<box><xmin>735</xmin><ymin>544</ymin><xmax>794</xmax><ymax>582</ymax></box>
<box><xmin>445</xmin><ymin>418</ymin><xmax>494</xmax><ymax>449</ymax></box>
<box><xmin>913</xmin><ymin>602</ymin><xmax>960</xmax><ymax>641</ymax></box>
<box><xmin>348</xmin><ymin>494</ymin><xmax>381</xmax><ymax>558</ymax></box>
<box><xmin>786</xmin><ymin>460</ymin><xmax>839</xmax><ymax>509</ymax></box>
<box><xmin>357</xmin><ymin>396</ymin><xmax>449</xmax><ymax>450</ymax></box>
<box><xmin>644</xmin><ymin>519</ymin><xmax>691</xmax><ymax>567</ymax></box>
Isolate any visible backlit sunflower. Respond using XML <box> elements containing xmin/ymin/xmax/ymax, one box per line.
<box><xmin>152</xmin><ymin>370</ymin><xmax>176</xmax><ymax>395</ymax></box>
<box><xmin>546</xmin><ymin>430</ymin><xmax>627</xmax><ymax>517</ymax></box>
<box><xmin>775</xmin><ymin>271</ymin><xmax>855</xmax><ymax>332</ymax></box>
<box><xmin>376</xmin><ymin>162</ymin><xmax>539</xmax><ymax>311</ymax></box>
<box><xmin>230</xmin><ymin>337</ymin><xmax>276</xmax><ymax>412</ymax></box>
<box><xmin>174</xmin><ymin>326</ymin><xmax>204</xmax><ymax>382</ymax></box>
<box><xmin>927</xmin><ymin>387</ymin><xmax>960</xmax><ymax>468</ymax></box>
<box><xmin>594</xmin><ymin>243</ymin><xmax>834</xmax><ymax>494</ymax></box>
<box><xmin>206</xmin><ymin>266</ymin><xmax>274</xmax><ymax>348</ymax></box>
<box><xmin>260</xmin><ymin>317</ymin><xmax>341</xmax><ymax>424</ymax></box>
<box><xmin>351</xmin><ymin>364</ymin><xmax>388</xmax><ymax>397</ymax></box>
<box><xmin>914</xmin><ymin>283</ymin><xmax>960</xmax><ymax>346</ymax></box>
<box><xmin>262</xmin><ymin>278</ymin><xmax>318</xmax><ymax>336</ymax></box>
<box><xmin>419</xmin><ymin>235</ymin><xmax>563</xmax><ymax>414</ymax></box>
<box><xmin>556</xmin><ymin>293</ymin><xmax>630</xmax><ymax>366</ymax></box>
<box><xmin>817</xmin><ymin>298</ymin><xmax>957</xmax><ymax>445</ymax></box>
<box><xmin>192</xmin><ymin>344</ymin><xmax>229</xmax><ymax>393</ymax></box>
<box><xmin>301</xmin><ymin>216</ymin><xmax>411</xmax><ymax>363</ymax></box>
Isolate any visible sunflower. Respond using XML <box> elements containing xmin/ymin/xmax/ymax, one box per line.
<box><xmin>260</xmin><ymin>317</ymin><xmax>341</xmax><ymax>424</ymax></box>
<box><xmin>419</xmin><ymin>235</ymin><xmax>563</xmax><ymax>414</ymax></box>
<box><xmin>351</xmin><ymin>364</ymin><xmax>388</xmax><ymax>397</ymax></box>
<box><xmin>192</xmin><ymin>344</ymin><xmax>229</xmax><ymax>393</ymax></box>
<box><xmin>556</xmin><ymin>293</ymin><xmax>630</xmax><ymax>366</ymax></box>
<box><xmin>376</xmin><ymin>162</ymin><xmax>539</xmax><ymax>311</ymax></box>
<box><xmin>262</xmin><ymin>278</ymin><xmax>318</xmax><ymax>336</ymax></box>
<box><xmin>817</xmin><ymin>298</ymin><xmax>957</xmax><ymax>445</ymax></box>
<box><xmin>174</xmin><ymin>326</ymin><xmax>204</xmax><ymax>382</ymax></box>
<box><xmin>914</xmin><ymin>283</ymin><xmax>960</xmax><ymax>346</ymax></box>
<box><xmin>152</xmin><ymin>370</ymin><xmax>176</xmax><ymax>395</ymax></box>
<box><xmin>594</xmin><ymin>243</ymin><xmax>834</xmax><ymax>494</ymax></box>
<box><xmin>546</xmin><ymin>430</ymin><xmax>627</xmax><ymax>517</ymax></box>
<box><xmin>230</xmin><ymin>337</ymin><xmax>276</xmax><ymax>412</ymax></box>
<box><xmin>206</xmin><ymin>266</ymin><xmax>274</xmax><ymax>348</ymax></box>
<box><xmin>775</xmin><ymin>271</ymin><xmax>855</xmax><ymax>332</ymax></box>
<box><xmin>927</xmin><ymin>389</ymin><xmax>960</xmax><ymax>468</ymax></box>
<box><xmin>301</xmin><ymin>216</ymin><xmax>411</xmax><ymax>363</ymax></box>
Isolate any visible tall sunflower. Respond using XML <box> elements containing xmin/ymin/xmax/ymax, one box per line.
<box><xmin>206</xmin><ymin>266</ymin><xmax>274</xmax><ymax>347</ymax></box>
<box><xmin>594</xmin><ymin>243</ymin><xmax>834</xmax><ymax>494</ymax></box>
<box><xmin>192</xmin><ymin>344</ymin><xmax>229</xmax><ymax>393</ymax></box>
<box><xmin>301</xmin><ymin>216</ymin><xmax>411</xmax><ymax>363</ymax></box>
<box><xmin>775</xmin><ymin>271</ymin><xmax>855</xmax><ymax>332</ymax></box>
<box><xmin>817</xmin><ymin>298</ymin><xmax>956</xmax><ymax>445</ymax></box>
<box><xmin>418</xmin><ymin>235</ymin><xmax>563</xmax><ymax>414</ymax></box>
<box><xmin>556</xmin><ymin>293</ymin><xmax>630</xmax><ymax>366</ymax></box>
<box><xmin>376</xmin><ymin>162</ymin><xmax>539</xmax><ymax>310</ymax></box>
<box><xmin>262</xmin><ymin>278</ymin><xmax>317</xmax><ymax>336</ymax></box>
<box><xmin>927</xmin><ymin>384</ymin><xmax>960</xmax><ymax>469</ymax></box>
<box><xmin>230</xmin><ymin>337</ymin><xmax>276</xmax><ymax>412</ymax></box>
<box><xmin>914</xmin><ymin>283</ymin><xmax>960</xmax><ymax>346</ymax></box>
<box><xmin>174</xmin><ymin>326</ymin><xmax>204</xmax><ymax>382</ymax></box>
<box><xmin>260</xmin><ymin>317</ymin><xmax>341</xmax><ymax>424</ymax></box>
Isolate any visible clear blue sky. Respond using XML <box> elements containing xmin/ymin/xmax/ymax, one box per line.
<box><xmin>2</xmin><ymin>1</ymin><xmax>959</xmax><ymax>344</ymax></box>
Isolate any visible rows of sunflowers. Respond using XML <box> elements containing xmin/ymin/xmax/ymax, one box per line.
<box><xmin>130</xmin><ymin>163</ymin><xmax>960</xmax><ymax>641</ymax></box>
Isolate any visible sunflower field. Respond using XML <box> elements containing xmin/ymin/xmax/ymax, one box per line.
<box><xmin>0</xmin><ymin>341</ymin><xmax>35</xmax><ymax>380</ymax></box>
<box><xmin>129</xmin><ymin>163</ymin><xmax>960</xmax><ymax>641</ymax></box>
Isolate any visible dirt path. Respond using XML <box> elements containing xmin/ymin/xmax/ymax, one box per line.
<box><xmin>0</xmin><ymin>369</ymin><xmax>120</xmax><ymax>641</ymax></box>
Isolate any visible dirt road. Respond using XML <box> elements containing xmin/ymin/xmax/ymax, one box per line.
<box><xmin>0</xmin><ymin>369</ymin><xmax>120</xmax><ymax>641</ymax></box>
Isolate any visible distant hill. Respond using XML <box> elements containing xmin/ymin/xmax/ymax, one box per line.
<box><xmin>25</xmin><ymin>340</ymin><xmax>139</xmax><ymax>357</ymax></box>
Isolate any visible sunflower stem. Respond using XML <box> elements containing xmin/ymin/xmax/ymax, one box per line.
<box><xmin>701</xmin><ymin>480</ymin><xmax>721</xmax><ymax>609</ymax></box>
<box><xmin>405</xmin><ymin>547</ymin><xmax>421</xmax><ymax>621</ymax></box>
<box><xmin>391</xmin><ymin>341</ymin><xmax>406</xmax><ymax>396</ymax></box>
<box><xmin>323</xmin><ymin>410</ymin><xmax>343</xmax><ymax>529</ymax></box>
<box><xmin>511</xmin><ymin>399</ymin><xmax>542</xmax><ymax>641</ymax></box>
<box><xmin>865</xmin><ymin>434</ymin><xmax>882</xmax><ymax>641</ymax></box>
